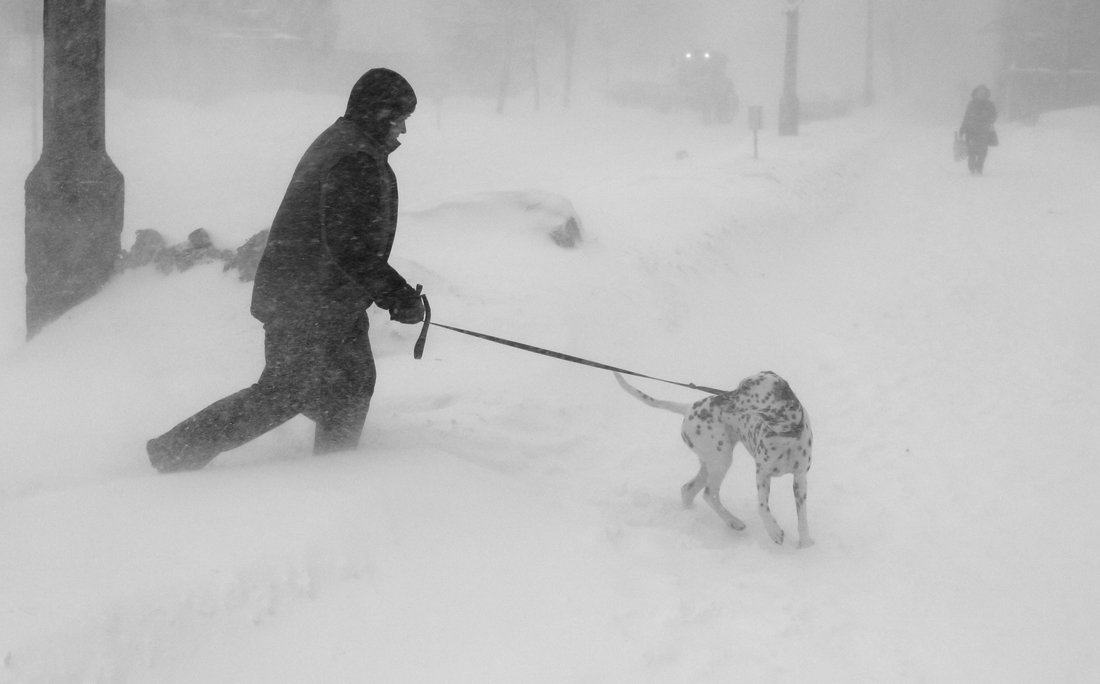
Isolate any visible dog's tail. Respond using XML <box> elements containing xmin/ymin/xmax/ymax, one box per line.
<box><xmin>613</xmin><ymin>372</ymin><xmax>693</xmax><ymax>415</ymax></box>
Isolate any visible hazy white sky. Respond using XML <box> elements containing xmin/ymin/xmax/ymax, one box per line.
<box><xmin>37</xmin><ymin>0</ymin><xmax>1002</xmax><ymax>120</ymax></box>
<box><xmin>333</xmin><ymin>0</ymin><xmax>1000</xmax><ymax>111</ymax></box>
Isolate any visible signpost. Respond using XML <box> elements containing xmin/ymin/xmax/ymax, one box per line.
<box><xmin>24</xmin><ymin>0</ymin><xmax>124</xmax><ymax>338</ymax></box>
<box><xmin>748</xmin><ymin>105</ymin><xmax>763</xmax><ymax>158</ymax></box>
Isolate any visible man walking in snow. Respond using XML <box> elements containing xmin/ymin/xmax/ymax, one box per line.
<box><xmin>959</xmin><ymin>84</ymin><xmax>998</xmax><ymax>175</ymax></box>
<box><xmin>147</xmin><ymin>68</ymin><xmax>426</xmax><ymax>472</ymax></box>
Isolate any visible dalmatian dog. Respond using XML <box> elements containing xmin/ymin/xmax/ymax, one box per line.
<box><xmin>614</xmin><ymin>371</ymin><xmax>814</xmax><ymax>548</ymax></box>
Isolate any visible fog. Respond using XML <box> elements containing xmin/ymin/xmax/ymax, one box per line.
<box><xmin>77</xmin><ymin>0</ymin><xmax>1002</xmax><ymax>121</ymax></box>
<box><xmin>3</xmin><ymin>1</ymin><xmax>1099</xmax><ymax>681</ymax></box>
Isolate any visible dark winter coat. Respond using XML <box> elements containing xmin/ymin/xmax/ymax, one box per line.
<box><xmin>960</xmin><ymin>97</ymin><xmax>998</xmax><ymax>148</ymax></box>
<box><xmin>251</xmin><ymin>69</ymin><xmax>418</xmax><ymax>328</ymax></box>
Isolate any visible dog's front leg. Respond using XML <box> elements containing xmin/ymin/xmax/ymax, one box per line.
<box><xmin>794</xmin><ymin>472</ymin><xmax>814</xmax><ymax>548</ymax></box>
<box><xmin>756</xmin><ymin>468</ymin><xmax>785</xmax><ymax>545</ymax></box>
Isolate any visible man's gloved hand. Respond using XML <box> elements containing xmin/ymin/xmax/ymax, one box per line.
<box><xmin>389</xmin><ymin>286</ymin><xmax>425</xmax><ymax>324</ymax></box>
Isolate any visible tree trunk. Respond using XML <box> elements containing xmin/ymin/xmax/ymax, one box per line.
<box><xmin>562</xmin><ymin>17</ymin><xmax>576</xmax><ymax>108</ymax></box>
<box><xmin>530</xmin><ymin>44</ymin><xmax>541</xmax><ymax>111</ymax></box>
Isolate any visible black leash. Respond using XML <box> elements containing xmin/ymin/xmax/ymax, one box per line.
<box><xmin>411</xmin><ymin>292</ymin><xmax>727</xmax><ymax>395</ymax></box>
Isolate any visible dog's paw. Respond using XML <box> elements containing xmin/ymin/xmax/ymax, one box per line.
<box><xmin>770</xmin><ymin>529</ymin><xmax>785</xmax><ymax>545</ymax></box>
<box><xmin>727</xmin><ymin>518</ymin><xmax>746</xmax><ymax>531</ymax></box>
<box><xmin>798</xmin><ymin>536</ymin><xmax>815</xmax><ymax>549</ymax></box>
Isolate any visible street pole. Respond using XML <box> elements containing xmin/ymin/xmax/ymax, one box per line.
<box><xmin>21</xmin><ymin>2</ymin><xmax>42</xmax><ymax>162</ymax></box>
<box><xmin>24</xmin><ymin>0</ymin><xmax>124</xmax><ymax>339</ymax></box>
<box><xmin>1062</xmin><ymin>0</ymin><xmax>1073</xmax><ymax>108</ymax></box>
<box><xmin>864</xmin><ymin>0</ymin><xmax>875</xmax><ymax>106</ymax></box>
<box><xmin>778</xmin><ymin>3</ymin><xmax>800</xmax><ymax>136</ymax></box>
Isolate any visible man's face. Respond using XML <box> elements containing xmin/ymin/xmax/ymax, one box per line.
<box><xmin>380</xmin><ymin>111</ymin><xmax>410</xmax><ymax>147</ymax></box>
<box><xmin>390</xmin><ymin>115</ymin><xmax>409</xmax><ymax>142</ymax></box>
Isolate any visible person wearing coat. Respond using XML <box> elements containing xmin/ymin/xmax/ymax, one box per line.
<box><xmin>960</xmin><ymin>84</ymin><xmax>998</xmax><ymax>175</ymax></box>
<box><xmin>147</xmin><ymin>68</ymin><xmax>426</xmax><ymax>473</ymax></box>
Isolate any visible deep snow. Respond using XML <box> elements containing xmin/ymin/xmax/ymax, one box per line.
<box><xmin>0</xmin><ymin>89</ymin><xmax>1098</xmax><ymax>683</ymax></box>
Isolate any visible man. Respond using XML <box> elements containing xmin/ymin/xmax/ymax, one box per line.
<box><xmin>959</xmin><ymin>84</ymin><xmax>998</xmax><ymax>175</ymax></box>
<box><xmin>147</xmin><ymin>68</ymin><xmax>426</xmax><ymax>473</ymax></box>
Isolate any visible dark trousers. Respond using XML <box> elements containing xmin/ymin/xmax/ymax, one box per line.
<box><xmin>967</xmin><ymin>143</ymin><xmax>989</xmax><ymax>174</ymax></box>
<box><xmin>148</xmin><ymin>313</ymin><xmax>376</xmax><ymax>472</ymax></box>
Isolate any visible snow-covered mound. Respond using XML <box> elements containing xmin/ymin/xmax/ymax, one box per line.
<box><xmin>0</xmin><ymin>94</ymin><xmax>1097</xmax><ymax>683</ymax></box>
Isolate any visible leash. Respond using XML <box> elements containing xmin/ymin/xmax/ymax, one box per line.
<box><xmin>411</xmin><ymin>292</ymin><xmax>727</xmax><ymax>395</ymax></box>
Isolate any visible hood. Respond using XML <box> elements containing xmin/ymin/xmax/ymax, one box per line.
<box><xmin>344</xmin><ymin>68</ymin><xmax>417</xmax><ymax>146</ymax></box>
<box><xmin>971</xmin><ymin>84</ymin><xmax>991</xmax><ymax>100</ymax></box>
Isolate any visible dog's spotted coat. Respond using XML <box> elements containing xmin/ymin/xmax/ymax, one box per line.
<box><xmin>615</xmin><ymin>371</ymin><xmax>814</xmax><ymax>547</ymax></box>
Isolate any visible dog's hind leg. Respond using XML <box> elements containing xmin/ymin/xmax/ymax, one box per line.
<box><xmin>793</xmin><ymin>472</ymin><xmax>814</xmax><ymax>548</ymax></box>
<box><xmin>700</xmin><ymin>451</ymin><xmax>745</xmax><ymax>531</ymax></box>
<box><xmin>756</xmin><ymin>468</ymin><xmax>785</xmax><ymax>545</ymax></box>
<box><xmin>681</xmin><ymin>462</ymin><xmax>708</xmax><ymax>507</ymax></box>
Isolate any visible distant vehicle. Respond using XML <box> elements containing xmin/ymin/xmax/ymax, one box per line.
<box><xmin>609</xmin><ymin>49</ymin><xmax>739</xmax><ymax>123</ymax></box>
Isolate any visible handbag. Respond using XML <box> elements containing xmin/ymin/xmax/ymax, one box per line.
<box><xmin>953</xmin><ymin>132</ymin><xmax>966</xmax><ymax>161</ymax></box>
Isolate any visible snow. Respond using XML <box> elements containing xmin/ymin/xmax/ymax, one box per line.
<box><xmin>1</xmin><ymin>90</ymin><xmax>1098</xmax><ymax>683</ymax></box>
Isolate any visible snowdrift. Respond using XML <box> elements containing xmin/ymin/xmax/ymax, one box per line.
<box><xmin>0</xmin><ymin>94</ymin><xmax>1097</xmax><ymax>683</ymax></box>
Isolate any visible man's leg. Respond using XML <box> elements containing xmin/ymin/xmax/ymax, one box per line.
<box><xmin>976</xmin><ymin>145</ymin><xmax>988</xmax><ymax>174</ymax></box>
<box><xmin>307</xmin><ymin>314</ymin><xmax>377</xmax><ymax>455</ymax></box>
<box><xmin>967</xmin><ymin>143</ymin><xmax>979</xmax><ymax>173</ymax></box>
<box><xmin>147</xmin><ymin>326</ymin><xmax>321</xmax><ymax>472</ymax></box>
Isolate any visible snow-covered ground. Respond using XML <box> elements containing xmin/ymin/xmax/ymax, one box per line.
<box><xmin>0</xmin><ymin>89</ymin><xmax>1097</xmax><ymax>683</ymax></box>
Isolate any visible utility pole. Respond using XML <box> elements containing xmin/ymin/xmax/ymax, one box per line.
<box><xmin>1061</xmin><ymin>0</ymin><xmax>1074</xmax><ymax>108</ymax></box>
<box><xmin>24</xmin><ymin>0</ymin><xmax>124</xmax><ymax>339</ymax></box>
<box><xmin>995</xmin><ymin>0</ymin><xmax>1016</xmax><ymax>120</ymax></box>
<box><xmin>778</xmin><ymin>0</ymin><xmax>801</xmax><ymax>136</ymax></box>
<box><xmin>863</xmin><ymin>0</ymin><xmax>875</xmax><ymax>106</ymax></box>
<box><xmin>17</xmin><ymin>1</ymin><xmax>42</xmax><ymax>161</ymax></box>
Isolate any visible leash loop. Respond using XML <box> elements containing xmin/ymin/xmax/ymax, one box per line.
<box><xmin>413</xmin><ymin>289</ymin><xmax>431</xmax><ymax>360</ymax></box>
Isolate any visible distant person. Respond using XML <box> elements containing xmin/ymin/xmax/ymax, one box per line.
<box><xmin>147</xmin><ymin>68</ymin><xmax>426</xmax><ymax>472</ymax></box>
<box><xmin>959</xmin><ymin>84</ymin><xmax>998</xmax><ymax>175</ymax></box>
